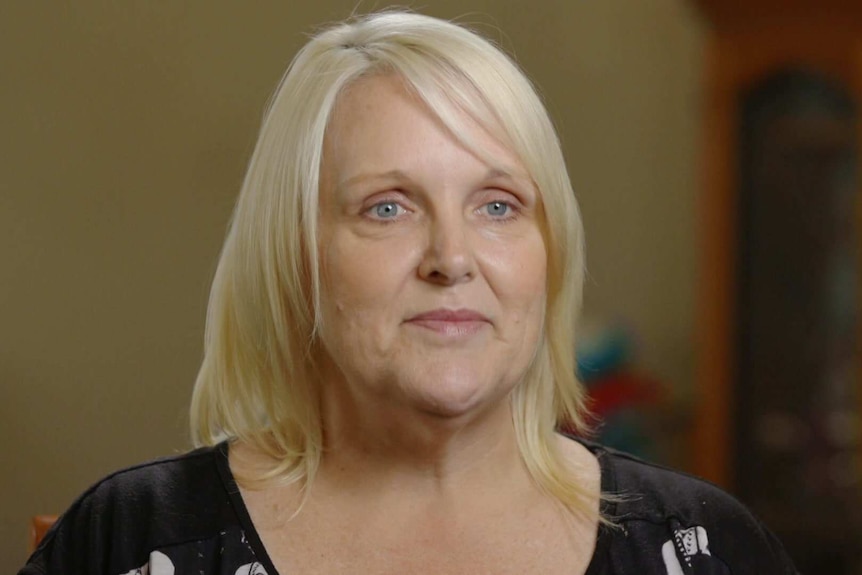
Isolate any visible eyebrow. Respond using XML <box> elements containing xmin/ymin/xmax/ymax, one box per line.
<box><xmin>337</xmin><ymin>169</ymin><xmax>411</xmax><ymax>192</ymax></box>
<box><xmin>337</xmin><ymin>167</ymin><xmax>531</xmax><ymax>192</ymax></box>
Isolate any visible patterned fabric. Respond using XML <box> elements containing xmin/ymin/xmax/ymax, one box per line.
<box><xmin>19</xmin><ymin>439</ymin><xmax>798</xmax><ymax>574</ymax></box>
<box><xmin>117</xmin><ymin>551</ymin><xmax>268</xmax><ymax>575</ymax></box>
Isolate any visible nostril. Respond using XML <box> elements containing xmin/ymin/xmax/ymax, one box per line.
<box><xmin>426</xmin><ymin>269</ymin><xmax>449</xmax><ymax>283</ymax></box>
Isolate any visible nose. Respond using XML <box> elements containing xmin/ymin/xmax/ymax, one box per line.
<box><xmin>417</xmin><ymin>212</ymin><xmax>476</xmax><ymax>286</ymax></box>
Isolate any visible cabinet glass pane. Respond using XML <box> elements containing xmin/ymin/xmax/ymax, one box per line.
<box><xmin>736</xmin><ymin>69</ymin><xmax>862</xmax><ymax>573</ymax></box>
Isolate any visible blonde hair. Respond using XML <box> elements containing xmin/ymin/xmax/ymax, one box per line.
<box><xmin>191</xmin><ymin>10</ymin><xmax>592</xmax><ymax>517</ymax></box>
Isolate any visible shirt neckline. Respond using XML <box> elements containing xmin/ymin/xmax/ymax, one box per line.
<box><xmin>215</xmin><ymin>435</ymin><xmax>617</xmax><ymax>575</ymax></box>
<box><xmin>215</xmin><ymin>441</ymin><xmax>282</xmax><ymax>575</ymax></box>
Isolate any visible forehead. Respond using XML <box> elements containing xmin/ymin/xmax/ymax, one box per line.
<box><xmin>322</xmin><ymin>73</ymin><xmax>531</xmax><ymax>184</ymax></box>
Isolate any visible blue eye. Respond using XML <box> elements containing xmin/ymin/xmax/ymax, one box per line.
<box><xmin>485</xmin><ymin>201</ymin><xmax>509</xmax><ymax>217</ymax></box>
<box><xmin>374</xmin><ymin>202</ymin><xmax>400</xmax><ymax>218</ymax></box>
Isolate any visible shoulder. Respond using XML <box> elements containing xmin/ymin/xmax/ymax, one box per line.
<box><xmin>23</xmin><ymin>444</ymin><xmax>240</xmax><ymax>575</ymax></box>
<box><xmin>572</xmin><ymin>439</ymin><xmax>799</xmax><ymax>574</ymax></box>
<box><xmin>74</xmin><ymin>443</ymin><xmax>229</xmax><ymax>517</ymax></box>
<box><xmin>598</xmin><ymin>446</ymin><xmax>750</xmax><ymax>526</ymax></box>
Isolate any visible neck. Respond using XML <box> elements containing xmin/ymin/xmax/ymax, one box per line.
<box><xmin>318</xmin><ymin>381</ymin><xmax>527</xmax><ymax>496</ymax></box>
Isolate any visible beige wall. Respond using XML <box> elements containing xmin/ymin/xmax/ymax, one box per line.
<box><xmin>1</xmin><ymin>1</ymin><xmax>704</xmax><ymax>570</ymax></box>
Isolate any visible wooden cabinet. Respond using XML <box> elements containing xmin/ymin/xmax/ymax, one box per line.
<box><xmin>692</xmin><ymin>1</ymin><xmax>862</xmax><ymax>571</ymax></box>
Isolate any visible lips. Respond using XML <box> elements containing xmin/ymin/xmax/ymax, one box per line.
<box><xmin>405</xmin><ymin>308</ymin><xmax>490</xmax><ymax>337</ymax></box>
<box><xmin>408</xmin><ymin>309</ymin><xmax>489</xmax><ymax>322</ymax></box>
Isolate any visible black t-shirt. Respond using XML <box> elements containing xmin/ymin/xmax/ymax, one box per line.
<box><xmin>19</xmin><ymin>438</ymin><xmax>799</xmax><ymax>574</ymax></box>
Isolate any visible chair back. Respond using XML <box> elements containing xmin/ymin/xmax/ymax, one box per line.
<box><xmin>30</xmin><ymin>515</ymin><xmax>58</xmax><ymax>552</ymax></box>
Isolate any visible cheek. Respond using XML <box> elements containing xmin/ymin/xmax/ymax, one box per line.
<box><xmin>490</xmin><ymin>236</ymin><xmax>547</xmax><ymax>307</ymax></box>
<box><xmin>490</xmin><ymin>238</ymin><xmax>548</xmax><ymax>347</ymax></box>
<box><xmin>317</xmin><ymin>232</ymin><xmax>413</xmax><ymax>344</ymax></box>
<box><xmin>317</xmin><ymin>246</ymin><xmax>378</xmax><ymax>365</ymax></box>
<box><xmin>321</xmin><ymin>261</ymin><xmax>361</xmax><ymax>317</ymax></box>
<box><xmin>320</xmin><ymin>233</ymin><xmax>379</xmax><ymax>309</ymax></box>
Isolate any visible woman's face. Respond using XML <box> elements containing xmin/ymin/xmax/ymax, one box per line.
<box><xmin>316</xmin><ymin>74</ymin><xmax>547</xmax><ymax>421</ymax></box>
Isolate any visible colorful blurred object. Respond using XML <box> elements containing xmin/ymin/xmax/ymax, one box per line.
<box><xmin>568</xmin><ymin>321</ymin><xmax>665</xmax><ymax>461</ymax></box>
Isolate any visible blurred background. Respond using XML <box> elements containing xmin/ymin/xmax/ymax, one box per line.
<box><xmin>2</xmin><ymin>1</ymin><xmax>860</xmax><ymax>573</ymax></box>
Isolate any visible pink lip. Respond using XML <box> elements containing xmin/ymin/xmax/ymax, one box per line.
<box><xmin>407</xmin><ymin>308</ymin><xmax>489</xmax><ymax>322</ymax></box>
<box><xmin>405</xmin><ymin>308</ymin><xmax>490</xmax><ymax>337</ymax></box>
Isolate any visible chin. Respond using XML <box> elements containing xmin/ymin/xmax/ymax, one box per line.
<box><xmin>403</xmin><ymin>372</ymin><xmax>513</xmax><ymax>421</ymax></box>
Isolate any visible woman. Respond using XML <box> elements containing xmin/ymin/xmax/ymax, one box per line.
<box><xmin>21</xmin><ymin>10</ymin><xmax>797</xmax><ymax>575</ymax></box>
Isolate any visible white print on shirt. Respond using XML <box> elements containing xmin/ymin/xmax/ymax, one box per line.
<box><xmin>661</xmin><ymin>526</ymin><xmax>710</xmax><ymax>575</ymax></box>
<box><xmin>119</xmin><ymin>551</ymin><xmax>175</xmax><ymax>575</ymax></box>
<box><xmin>235</xmin><ymin>562</ymin><xmax>268</xmax><ymax>575</ymax></box>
